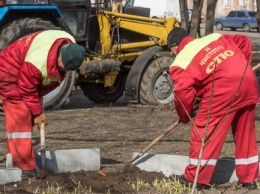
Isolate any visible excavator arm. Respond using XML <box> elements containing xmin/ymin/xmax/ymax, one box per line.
<box><xmin>97</xmin><ymin>10</ymin><xmax>179</xmax><ymax>58</ymax></box>
<box><xmin>79</xmin><ymin>5</ymin><xmax>180</xmax><ymax>104</ymax></box>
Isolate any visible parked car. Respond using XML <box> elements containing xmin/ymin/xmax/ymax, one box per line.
<box><xmin>214</xmin><ymin>10</ymin><xmax>258</xmax><ymax>32</ymax></box>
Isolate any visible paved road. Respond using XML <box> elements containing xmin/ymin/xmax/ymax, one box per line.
<box><xmin>196</xmin><ymin>24</ymin><xmax>259</xmax><ymax>46</ymax></box>
<box><xmin>63</xmin><ymin>90</ymin><xmax>128</xmax><ymax>110</ymax></box>
<box><xmin>214</xmin><ymin>28</ymin><xmax>260</xmax><ymax>46</ymax></box>
<box><xmin>214</xmin><ymin>28</ymin><xmax>259</xmax><ymax>37</ymax></box>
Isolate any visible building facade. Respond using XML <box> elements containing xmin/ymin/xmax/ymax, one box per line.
<box><xmin>188</xmin><ymin>0</ymin><xmax>257</xmax><ymax>17</ymax></box>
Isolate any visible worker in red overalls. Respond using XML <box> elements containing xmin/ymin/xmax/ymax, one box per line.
<box><xmin>0</xmin><ymin>30</ymin><xmax>85</xmax><ymax>178</ymax></box>
<box><xmin>167</xmin><ymin>27</ymin><xmax>259</xmax><ymax>190</ymax></box>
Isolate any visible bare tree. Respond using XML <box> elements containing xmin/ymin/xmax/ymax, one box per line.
<box><xmin>205</xmin><ymin>0</ymin><xmax>218</xmax><ymax>35</ymax></box>
<box><xmin>256</xmin><ymin>0</ymin><xmax>260</xmax><ymax>32</ymax></box>
<box><xmin>190</xmin><ymin>0</ymin><xmax>204</xmax><ymax>37</ymax></box>
<box><xmin>111</xmin><ymin>0</ymin><xmax>123</xmax><ymax>13</ymax></box>
<box><xmin>179</xmin><ymin>0</ymin><xmax>189</xmax><ymax>30</ymax></box>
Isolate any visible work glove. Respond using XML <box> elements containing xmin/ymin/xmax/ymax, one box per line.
<box><xmin>34</xmin><ymin>113</ymin><xmax>47</xmax><ymax>130</ymax></box>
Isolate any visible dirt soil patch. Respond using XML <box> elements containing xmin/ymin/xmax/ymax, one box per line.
<box><xmin>0</xmin><ymin>101</ymin><xmax>260</xmax><ymax>193</ymax></box>
<box><xmin>0</xmin><ymin>33</ymin><xmax>259</xmax><ymax>194</ymax></box>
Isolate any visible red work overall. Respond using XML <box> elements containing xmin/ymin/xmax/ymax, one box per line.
<box><xmin>169</xmin><ymin>33</ymin><xmax>259</xmax><ymax>184</ymax></box>
<box><xmin>0</xmin><ymin>30</ymin><xmax>75</xmax><ymax>171</ymax></box>
<box><xmin>1</xmin><ymin>96</ymin><xmax>35</xmax><ymax>170</ymax></box>
<box><xmin>184</xmin><ymin>105</ymin><xmax>259</xmax><ymax>184</ymax></box>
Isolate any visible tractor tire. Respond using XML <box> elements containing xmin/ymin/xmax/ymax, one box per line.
<box><xmin>80</xmin><ymin>72</ymin><xmax>127</xmax><ymax>103</ymax></box>
<box><xmin>43</xmin><ymin>71</ymin><xmax>76</xmax><ymax>110</ymax></box>
<box><xmin>0</xmin><ymin>18</ymin><xmax>75</xmax><ymax>111</ymax></box>
<box><xmin>140</xmin><ymin>56</ymin><xmax>174</xmax><ymax>105</ymax></box>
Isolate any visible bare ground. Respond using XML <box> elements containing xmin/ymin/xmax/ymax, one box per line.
<box><xmin>0</xmin><ymin>30</ymin><xmax>259</xmax><ymax>194</ymax></box>
<box><xmin>0</xmin><ymin>100</ymin><xmax>259</xmax><ymax>193</ymax></box>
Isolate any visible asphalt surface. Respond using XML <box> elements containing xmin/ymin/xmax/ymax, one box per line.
<box><xmin>63</xmin><ymin>90</ymin><xmax>128</xmax><ymax>110</ymax></box>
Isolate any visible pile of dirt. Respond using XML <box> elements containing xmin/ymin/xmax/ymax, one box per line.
<box><xmin>1</xmin><ymin>166</ymin><xmax>167</xmax><ymax>193</ymax></box>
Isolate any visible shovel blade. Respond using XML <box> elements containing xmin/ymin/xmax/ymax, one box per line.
<box><xmin>35</xmin><ymin>148</ymin><xmax>101</xmax><ymax>173</ymax></box>
<box><xmin>41</xmin><ymin>149</ymin><xmax>46</xmax><ymax>170</ymax></box>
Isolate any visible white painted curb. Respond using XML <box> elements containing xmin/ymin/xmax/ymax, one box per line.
<box><xmin>35</xmin><ymin>148</ymin><xmax>101</xmax><ymax>173</ymax></box>
<box><xmin>132</xmin><ymin>153</ymin><xmax>260</xmax><ymax>183</ymax></box>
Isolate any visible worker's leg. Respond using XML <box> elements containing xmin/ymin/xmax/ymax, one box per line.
<box><xmin>231</xmin><ymin>105</ymin><xmax>259</xmax><ymax>183</ymax></box>
<box><xmin>1</xmin><ymin>96</ymin><xmax>35</xmax><ymax>170</ymax></box>
<box><xmin>183</xmin><ymin>112</ymin><xmax>236</xmax><ymax>184</ymax></box>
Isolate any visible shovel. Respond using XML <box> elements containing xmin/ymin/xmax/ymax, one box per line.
<box><xmin>37</xmin><ymin>122</ymin><xmax>47</xmax><ymax>178</ymax></box>
<box><xmin>126</xmin><ymin>63</ymin><xmax>260</xmax><ymax>166</ymax></box>
<box><xmin>34</xmin><ymin>124</ymin><xmax>100</xmax><ymax>174</ymax></box>
<box><xmin>40</xmin><ymin>123</ymin><xmax>46</xmax><ymax>171</ymax></box>
<box><xmin>125</xmin><ymin>119</ymin><xmax>180</xmax><ymax>167</ymax></box>
<box><xmin>252</xmin><ymin>63</ymin><xmax>260</xmax><ymax>71</ymax></box>
<box><xmin>125</xmin><ymin>63</ymin><xmax>260</xmax><ymax>168</ymax></box>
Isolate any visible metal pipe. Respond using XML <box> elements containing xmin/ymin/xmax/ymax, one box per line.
<box><xmin>79</xmin><ymin>59</ymin><xmax>120</xmax><ymax>75</ymax></box>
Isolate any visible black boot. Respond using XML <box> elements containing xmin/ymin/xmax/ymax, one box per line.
<box><xmin>170</xmin><ymin>175</ymin><xmax>211</xmax><ymax>191</ymax></box>
<box><xmin>239</xmin><ymin>181</ymin><xmax>258</xmax><ymax>190</ymax></box>
<box><xmin>22</xmin><ymin>169</ymin><xmax>38</xmax><ymax>179</ymax></box>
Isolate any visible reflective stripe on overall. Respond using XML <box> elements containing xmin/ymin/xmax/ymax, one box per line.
<box><xmin>2</xmin><ymin>95</ymin><xmax>35</xmax><ymax>170</ymax></box>
<box><xmin>184</xmin><ymin>105</ymin><xmax>259</xmax><ymax>184</ymax></box>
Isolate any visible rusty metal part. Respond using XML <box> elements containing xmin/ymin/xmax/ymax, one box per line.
<box><xmin>79</xmin><ymin>59</ymin><xmax>120</xmax><ymax>75</ymax></box>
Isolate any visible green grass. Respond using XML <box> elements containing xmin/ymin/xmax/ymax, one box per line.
<box><xmin>129</xmin><ymin>176</ymin><xmax>193</xmax><ymax>194</ymax></box>
<box><xmin>1</xmin><ymin>177</ymin><xmax>259</xmax><ymax>194</ymax></box>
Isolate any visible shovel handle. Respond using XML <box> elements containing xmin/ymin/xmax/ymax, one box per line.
<box><xmin>127</xmin><ymin>119</ymin><xmax>180</xmax><ymax>166</ymax></box>
<box><xmin>141</xmin><ymin>119</ymin><xmax>180</xmax><ymax>154</ymax></box>
<box><xmin>252</xmin><ymin>63</ymin><xmax>260</xmax><ymax>72</ymax></box>
<box><xmin>40</xmin><ymin>123</ymin><xmax>45</xmax><ymax>147</ymax></box>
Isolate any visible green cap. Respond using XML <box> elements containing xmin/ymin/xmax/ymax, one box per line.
<box><xmin>61</xmin><ymin>43</ymin><xmax>85</xmax><ymax>71</ymax></box>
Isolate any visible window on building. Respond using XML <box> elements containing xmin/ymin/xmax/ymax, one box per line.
<box><xmin>224</xmin><ymin>0</ymin><xmax>231</xmax><ymax>7</ymax></box>
<box><xmin>239</xmin><ymin>0</ymin><xmax>248</xmax><ymax>7</ymax></box>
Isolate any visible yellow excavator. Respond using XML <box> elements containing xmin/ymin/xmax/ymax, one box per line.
<box><xmin>78</xmin><ymin>0</ymin><xmax>179</xmax><ymax>105</ymax></box>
